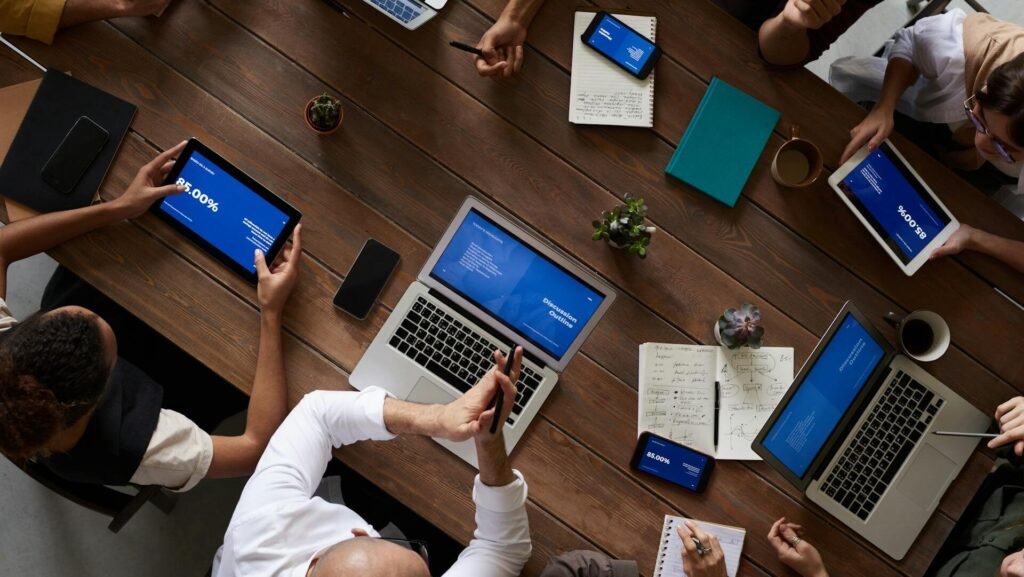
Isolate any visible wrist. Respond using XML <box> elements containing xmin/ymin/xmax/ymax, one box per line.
<box><xmin>260</xmin><ymin>309</ymin><xmax>283</xmax><ymax>326</ymax></box>
<box><xmin>500</xmin><ymin>1</ymin><xmax>535</xmax><ymax>28</ymax></box>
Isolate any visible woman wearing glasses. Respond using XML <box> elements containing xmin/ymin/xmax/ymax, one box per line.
<box><xmin>831</xmin><ymin>9</ymin><xmax>1024</xmax><ymax>273</ymax></box>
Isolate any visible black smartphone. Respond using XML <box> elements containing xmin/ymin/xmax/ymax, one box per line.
<box><xmin>333</xmin><ymin>239</ymin><xmax>401</xmax><ymax>319</ymax></box>
<box><xmin>630</xmin><ymin>431</ymin><xmax>715</xmax><ymax>493</ymax></box>
<box><xmin>40</xmin><ymin>116</ymin><xmax>109</xmax><ymax>195</ymax></box>
<box><xmin>580</xmin><ymin>12</ymin><xmax>662</xmax><ymax>80</ymax></box>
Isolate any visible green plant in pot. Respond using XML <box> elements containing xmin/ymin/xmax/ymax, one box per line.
<box><xmin>715</xmin><ymin>304</ymin><xmax>764</xmax><ymax>349</ymax></box>
<box><xmin>305</xmin><ymin>93</ymin><xmax>343</xmax><ymax>134</ymax></box>
<box><xmin>592</xmin><ymin>194</ymin><xmax>656</xmax><ymax>258</ymax></box>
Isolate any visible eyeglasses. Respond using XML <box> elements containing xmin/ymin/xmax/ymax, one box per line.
<box><xmin>379</xmin><ymin>537</ymin><xmax>430</xmax><ymax>566</ymax></box>
<box><xmin>963</xmin><ymin>94</ymin><xmax>1016</xmax><ymax>163</ymax></box>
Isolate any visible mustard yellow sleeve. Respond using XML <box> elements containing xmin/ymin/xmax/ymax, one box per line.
<box><xmin>0</xmin><ymin>0</ymin><xmax>66</xmax><ymax>44</ymax></box>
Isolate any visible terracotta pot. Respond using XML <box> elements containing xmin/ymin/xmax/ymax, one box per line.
<box><xmin>304</xmin><ymin>97</ymin><xmax>343</xmax><ymax>135</ymax></box>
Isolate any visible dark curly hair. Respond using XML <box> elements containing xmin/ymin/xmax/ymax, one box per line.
<box><xmin>0</xmin><ymin>310</ymin><xmax>111</xmax><ymax>459</ymax></box>
<box><xmin>977</xmin><ymin>52</ymin><xmax>1024</xmax><ymax>148</ymax></box>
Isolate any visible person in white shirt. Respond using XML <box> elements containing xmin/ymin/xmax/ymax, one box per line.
<box><xmin>214</xmin><ymin>348</ymin><xmax>531</xmax><ymax>577</ymax></box>
<box><xmin>829</xmin><ymin>10</ymin><xmax>1024</xmax><ymax>273</ymax></box>
<box><xmin>0</xmin><ymin>140</ymin><xmax>301</xmax><ymax>491</ymax></box>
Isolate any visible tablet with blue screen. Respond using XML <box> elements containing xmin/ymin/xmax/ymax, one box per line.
<box><xmin>828</xmin><ymin>140</ymin><xmax>958</xmax><ymax>276</ymax></box>
<box><xmin>152</xmin><ymin>139</ymin><xmax>301</xmax><ymax>283</ymax></box>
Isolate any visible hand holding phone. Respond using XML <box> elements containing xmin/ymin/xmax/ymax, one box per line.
<box><xmin>631</xmin><ymin>431</ymin><xmax>715</xmax><ymax>492</ymax></box>
<box><xmin>333</xmin><ymin>239</ymin><xmax>401</xmax><ymax>319</ymax></box>
<box><xmin>580</xmin><ymin>12</ymin><xmax>662</xmax><ymax>80</ymax></box>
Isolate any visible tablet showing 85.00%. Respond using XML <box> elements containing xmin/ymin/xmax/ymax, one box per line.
<box><xmin>176</xmin><ymin>178</ymin><xmax>219</xmax><ymax>212</ymax></box>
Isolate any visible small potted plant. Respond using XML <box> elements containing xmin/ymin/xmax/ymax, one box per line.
<box><xmin>715</xmin><ymin>304</ymin><xmax>764</xmax><ymax>349</ymax></box>
<box><xmin>305</xmin><ymin>93</ymin><xmax>343</xmax><ymax>135</ymax></box>
<box><xmin>591</xmin><ymin>194</ymin><xmax>656</xmax><ymax>258</ymax></box>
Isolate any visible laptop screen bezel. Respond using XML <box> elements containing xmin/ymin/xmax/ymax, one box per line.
<box><xmin>418</xmin><ymin>196</ymin><xmax>617</xmax><ymax>372</ymax></box>
<box><xmin>751</xmin><ymin>301</ymin><xmax>896</xmax><ymax>490</ymax></box>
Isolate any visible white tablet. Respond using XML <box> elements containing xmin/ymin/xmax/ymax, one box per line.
<box><xmin>828</xmin><ymin>140</ymin><xmax>959</xmax><ymax>276</ymax></box>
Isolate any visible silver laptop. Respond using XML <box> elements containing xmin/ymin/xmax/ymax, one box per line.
<box><xmin>752</xmin><ymin>301</ymin><xmax>988</xmax><ymax>560</ymax></box>
<box><xmin>351</xmin><ymin>197</ymin><xmax>616</xmax><ymax>467</ymax></box>
<box><xmin>363</xmin><ymin>0</ymin><xmax>446</xmax><ymax>30</ymax></box>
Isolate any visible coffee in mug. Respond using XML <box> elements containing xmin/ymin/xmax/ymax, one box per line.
<box><xmin>771</xmin><ymin>125</ymin><xmax>823</xmax><ymax>188</ymax></box>
<box><xmin>884</xmin><ymin>310</ymin><xmax>950</xmax><ymax>362</ymax></box>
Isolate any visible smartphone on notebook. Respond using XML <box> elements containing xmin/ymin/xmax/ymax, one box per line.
<box><xmin>631</xmin><ymin>432</ymin><xmax>715</xmax><ymax>493</ymax></box>
<box><xmin>580</xmin><ymin>11</ymin><xmax>661</xmax><ymax>80</ymax></box>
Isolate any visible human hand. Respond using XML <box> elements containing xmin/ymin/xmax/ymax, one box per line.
<box><xmin>990</xmin><ymin>397</ymin><xmax>1024</xmax><ymax>456</ymax></box>
<box><xmin>841</xmin><ymin>106</ymin><xmax>894</xmax><ymax>164</ymax></box>
<box><xmin>768</xmin><ymin>518</ymin><xmax>828</xmax><ymax>577</ymax></box>
<box><xmin>678</xmin><ymin>521</ymin><xmax>727</xmax><ymax>577</ymax></box>
<box><xmin>114</xmin><ymin>140</ymin><xmax>187</xmax><ymax>218</ymax></box>
<box><xmin>474</xmin><ymin>15</ymin><xmax>528</xmax><ymax>81</ymax></box>
<box><xmin>255</xmin><ymin>225</ymin><xmax>302</xmax><ymax>317</ymax></box>
<box><xmin>436</xmin><ymin>347</ymin><xmax>521</xmax><ymax>442</ymax></box>
<box><xmin>780</xmin><ymin>0</ymin><xmax>846</xmax><ymax>31</ymax></box>
<box><xmin>930</xmin><ymin>224</ymin><xmax>976</xmax><ymax>260</ymax></box>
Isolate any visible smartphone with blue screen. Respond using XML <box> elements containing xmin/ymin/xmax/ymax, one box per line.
<box><xmin>630</xmin><ymin>431</ymin><xmax>715</xmax><ymax>492</ymax></box>
<box><xmin>580</xmin><ymin>12</ymin><xmax>661</xmax><ymax>80</ymax></box>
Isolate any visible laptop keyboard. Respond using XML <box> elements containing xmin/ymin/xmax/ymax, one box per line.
<box><xmin>368</xmin><ymin>0</ymin><xmax>425</xmax><ymax>23</ymax></box>
<box><xmin>388</xmin><ymin>296</ymin><xmax>545</xmax><ymax>425</ymax></box>
<box><xmin>819</xmin><ymin>370</ymin><xmax>945</xmax><ymax>521</ymax></box>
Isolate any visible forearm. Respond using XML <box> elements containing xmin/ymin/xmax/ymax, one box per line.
<box><xmin>500</xmin><ymin>0</ymin><xmax>544</xmax><ymax>26</ymax></box>
<box><xmin>60</xmin><ymin>0</ymin><xmax>126</xmax><ymax>28</ymax></box>
<box><xmin>476</xmin><ymin>437</ymin><xmax>515</xmax><ymax>487</ymax></box>
<box><xmin>242</xmin><ymin>313</ymin><xmax>289</xmax><ymax>446</ymax></box>
<box><xmin>969</xmin><ymin>229</ymin><xmax>1024</xmax><ymax>273</ymax></box>
<box><xmin>758</xmin><ymin>15</ymin><xmax>811</xmax><ymax>66</ymax></box>
<box><xmin>0</xmin><ymin>200</ymin><xmax>129</xmax><ymax>283</ymax></box>
<box><xmin>873</xmin><ymin>58</ymin><xmax>919</xmax><ymax>114</ymax></box>
<box><xmin>383</xmin><ymin>397</ymin><xmax>444</xmax><ymax>437</ymax></box>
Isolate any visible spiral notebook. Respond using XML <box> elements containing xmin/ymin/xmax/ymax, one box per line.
<box><xmin>569</xmin><ymin>12</ymin><xmax>656</xmax><ymax>127</ymax></box>
<box><xmin>654</xmin><ymin>516</ymin><xmax>745</xmax><ymax>577</ymax></box>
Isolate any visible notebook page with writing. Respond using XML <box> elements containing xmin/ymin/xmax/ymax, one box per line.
<box><xmin>654</xmin><ymin>516</ymin><xmax>745</xmax><ymax>577</ymax></box>
<box><xmin>569</xmin><ymin>12</ymin><xmax>656</xmax><ymax>127</ymax></box>
<box><xmin>638</xmin><ymin>344</ymin><xmax>716</xmax><ymax>455</ymax></box>
<box><xmin>714</xmin><ymin>347</ymin><xmax>794</xmax><ymax>460</ymax></box>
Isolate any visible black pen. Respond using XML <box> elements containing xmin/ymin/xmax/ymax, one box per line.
<box><xmin>449</xmin><ymin>40</ymin><xmax>485</xmax><ymax>57</ymax></box>
<box><xmin>490</xmin><ymin>345</ymin><xmax>518</xmax><ymax>434</ymax></box>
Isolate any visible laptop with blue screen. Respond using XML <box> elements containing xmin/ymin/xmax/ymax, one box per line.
<box><xmin>363</xmin><ymin>0</ymin><xmax>446</xmax><ymax>30</ymax></box>
<box><xmin>752</xmin><ymin>301</ymin><xmax>987</xmax><ymax>560</ymax></box>
<box><xmin>351</xmin><ymin>197</ymin><xmax>616</xmax><ymax>467</ymax></box>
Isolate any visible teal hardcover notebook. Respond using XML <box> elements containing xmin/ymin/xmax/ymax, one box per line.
<box><xmin>665</xmin><ymin>78</ymin><xmax>780</xmax><ymax>207</ymax></box>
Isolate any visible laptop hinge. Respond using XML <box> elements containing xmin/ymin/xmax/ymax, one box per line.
<box><xmin>426</xmin><ymin>288</ymin><xmax>547</xmax><ymax>369</ymax></box>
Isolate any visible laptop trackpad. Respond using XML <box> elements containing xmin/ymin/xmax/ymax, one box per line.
<box><xmin>894</xmin><ymin>444</ymin><xmax>956</xmax><ymax>510</ymax></box>
<box><xmin>406</xmin><ymin>377</ymin><xmax>458</xmax><ymax>406</ymax></box>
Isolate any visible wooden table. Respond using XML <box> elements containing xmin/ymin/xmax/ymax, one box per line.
<box><xmin>2</xmin><ymin>1</ymin><xmax>1023</xmax><ymax>576</ymax></box>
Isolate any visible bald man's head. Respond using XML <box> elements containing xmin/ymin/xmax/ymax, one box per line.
<box><xmin>308</xmin><ymin>538</ymin><xmax>429</xmax><ymax>577</ymax></box>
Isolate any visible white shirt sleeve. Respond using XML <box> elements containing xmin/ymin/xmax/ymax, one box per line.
<box><xmin>229</xmin><ymin>388</ymin><xmax>396</xmax><ymax>524</ymax></box>
<box><xmin>0</xmin><ymin>297</ymin><xmax>19</xmax><ymax>332</ymax></box>
<box><xmin>443</xmin><ymin>471</ymin><xmax>532</xmax><ymax>577</ymax></box>
<box><xmin>129</xmin><ymin>409</ymin><xmax>213</xmax><ymax>492</ymax></box>
<box><xmin>889</xmin><ymin>9</ymin><xmax>967</xmax><ymax>80</ymax></box>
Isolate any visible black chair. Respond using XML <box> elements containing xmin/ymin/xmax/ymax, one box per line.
<box><xmin>15</xmin><ymin>459</ymin><xmax>177</xmax><ymax>532</ymax></box>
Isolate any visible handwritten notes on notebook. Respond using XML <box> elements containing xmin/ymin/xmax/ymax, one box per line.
<box><xmin>569</xmin><ymin>12</ymin><xmax>656</xmax><ymax>127</ymax></box>
<box><xmin>638</xmin><ymin>343</ymin><xmax>794</xmax><ymax>460</ymax></box>
<box><xmin>654</xmin><ymin>516</ymin><xmax>745</xmax><ymax>577</ymax></box>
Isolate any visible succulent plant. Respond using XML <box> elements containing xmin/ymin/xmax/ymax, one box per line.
<box><xmin>591</xmin><ymin>194</ymin><xmax>656</xmax><ymax>259</ymax></box>
<box><xmin>717</xmin><ymin>304</ymin><xmax>764</xmax><ymax>349</ymax></box>
<box><xmin>307</xmin><ymin>94</ymin><xmax>342</xmax><ymax>131</ymax></box>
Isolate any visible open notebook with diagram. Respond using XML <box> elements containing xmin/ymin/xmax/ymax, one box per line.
<box><xmin>638</xmin><ymin>343</ymin><xmax>794</xmax><ymax>460</ymax></box>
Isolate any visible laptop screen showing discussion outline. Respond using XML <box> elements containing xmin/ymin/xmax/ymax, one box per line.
<box><xmin>429</xmin><ymin>209</ymin><xmax>605</xmax><ymax>360</ymax></box>
<box><xmin>157</xmin><ymin>149</ymin><xmax>291</xmax><ymax>274</ymax></box>
<box><xmin>761</xmin><ymin>314</ymin><xmax>887</xmax><ymax>478</ymax></box>
<box><xmin>837</xmin><ymin>144</ymin><xmax>952</xmax><ymax>263</ymax></box>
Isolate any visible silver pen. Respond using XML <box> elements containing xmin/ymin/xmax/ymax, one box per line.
<box><xmin>932</xmin><ymin>431</ymin><xmax>998</xmax><ymax>438</ymax></box>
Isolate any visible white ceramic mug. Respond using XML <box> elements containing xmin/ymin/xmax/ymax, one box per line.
<box><xmin>884</xmin><ymin>310</ymin><xmax>950</xmax><ymax>362</ymax></box>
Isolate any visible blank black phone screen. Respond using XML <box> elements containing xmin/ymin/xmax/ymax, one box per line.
<box><xmin>41</xmin><ymin>116</ymin><xmax>109</xmax><ymax>195</ymax></box>
<box><xmin>334</xmin><ymin>239</ymin><xmax>401</xmax><ymax>319</ymax></box>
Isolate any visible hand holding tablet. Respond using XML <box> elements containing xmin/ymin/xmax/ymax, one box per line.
<box><xmin>827</xmin><ymin>140</ymin><xmax>959</xmax><ymax>276</ymax></box>
<box><xmin>151</xmin><ymin>138</ymin><xmax>302</xmax><ymax>283</ymax></box>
